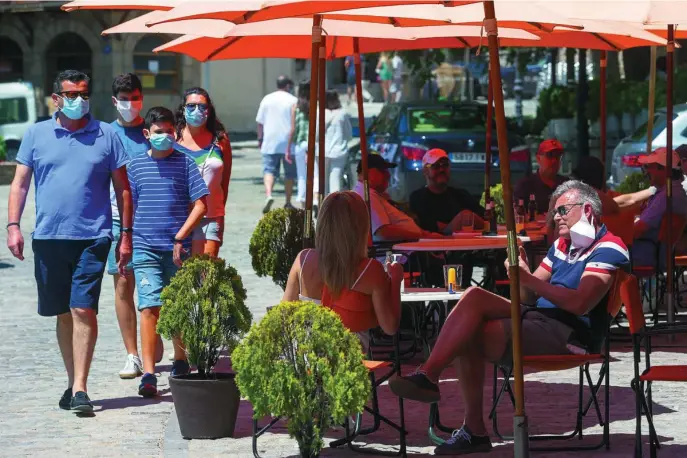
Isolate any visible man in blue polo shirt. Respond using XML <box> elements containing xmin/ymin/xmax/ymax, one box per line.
<box><xmin>6</xmin><ymin>70</ymin><xmax>132</xmax><ymax>413</ymax></box>
<box><xmin>389</xmin><ymin>180</ymin><xmax>629</xmax><ymax>455</ymax></box>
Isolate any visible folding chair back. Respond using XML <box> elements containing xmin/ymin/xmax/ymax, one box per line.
<box><xmin>620</xmin><ymin>274</ymin><xmax>646</xmax><ymax>334</ymax></box>
<box><xmin>604</xmin><ymin>211</ymin><xmax>635</xmax><ymax>248</ymax></box>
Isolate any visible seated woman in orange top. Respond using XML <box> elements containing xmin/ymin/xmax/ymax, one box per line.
<box><xmin>282</xmin><ymin>191</ymin><xmax>403</xmax><ymax>352</ymax></box>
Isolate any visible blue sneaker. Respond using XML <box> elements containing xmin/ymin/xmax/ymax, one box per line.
<box><xmin>171</xmin><ymin>360</ymin><xmax>190</xmax><ymax>377</ymax></box>
<box><xmin>138</xmin><ymin>373</ymin><xmax>158</xmax><ymax>398</ymax></box>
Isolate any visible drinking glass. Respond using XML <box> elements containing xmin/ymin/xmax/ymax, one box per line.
<box><xmin>442</xmin><ymin>264</ymin><xmax>463</xmax><ymax>292</ymax></box>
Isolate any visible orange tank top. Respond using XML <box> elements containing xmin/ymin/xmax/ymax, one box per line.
<box><xmin>321</xmin><ymin>259</ymin><xmax>378</xmax><ymax>333</ymax></box>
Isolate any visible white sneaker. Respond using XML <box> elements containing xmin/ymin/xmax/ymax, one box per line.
<box><xmin>263</xmin><ymin>196</ymin><xmax>275</xmax><ymax>214</ymax></box>
<box><xmin>119</xmin><ymin>354</ymin><xmax>143</xmax><ymax>379</ymax></box>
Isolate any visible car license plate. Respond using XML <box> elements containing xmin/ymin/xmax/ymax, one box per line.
<box><xmin>450</xmin><ymin>152</ymin><xmax>486</xmax><ymax>163</ymax></box>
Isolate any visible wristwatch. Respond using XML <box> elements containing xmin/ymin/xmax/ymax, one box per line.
<box><xmin>173</xmin><ymin>238</ymin><xmax>184</xmax><ymax>244</ymax></box>
<box><xmin>121</xmin><ymin>227</ymin><xmax>133</xmax><ymax>233</ymax></box>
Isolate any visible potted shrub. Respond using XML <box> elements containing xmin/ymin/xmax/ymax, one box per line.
<box><xmin>232</xmin><ymin>301</ymin><xmax>371</xmax><ymax>458</ymax></box>
<box><xmin>249</xmin><ymin>207</ymin><xmax>306</xmax><ymax>290</ymax></box>
<box><xmin>616</xmin><ymin>172</ymin><xmax>650</xmax><ymax>194</ymax></box>
<box><xmin>157</xmin><ymin>255</ymin><xmax>252</xmax><ymax>439</ymax></box>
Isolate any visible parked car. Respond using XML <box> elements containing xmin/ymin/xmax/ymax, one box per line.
<box><xmin>610</xmin><ymin>104</ymin><xmax>687</xmax><ymax>188</ymax></box>
<box><xmin>0</xmin><ymin>81</ymin><xmax>37</xmax><ymax>161</ymax></box>
<box><xmin>344</xmin><ymin>101</ymin><xmax>531</xmax><ymax>202</ymax></box>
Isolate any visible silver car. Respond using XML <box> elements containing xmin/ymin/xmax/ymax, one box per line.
<box><xmin>610</xmin><ymin>104</ymin><xmax>687</xmax><ymax>187</ymax></box>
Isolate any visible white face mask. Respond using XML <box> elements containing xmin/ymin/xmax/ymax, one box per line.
<box><xmin>569</xmin><ymin>208</ymin><xmax>596</xmax><ymax>251</ymax></box>
<box><xmin>116</xmin><ymin>100</ymin><xmax>143</xmax><ymax>123</ymax></box>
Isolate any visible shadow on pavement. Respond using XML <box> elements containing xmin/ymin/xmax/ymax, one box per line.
<box><xmin>93</xmin><ymin>388</ymin><xmax>173</xmax><ymax>411</ymax></box>
<box><xmin>0</xmin><ymin>261</ymin><xmax>14</xmax><ymax>269</ymax></box>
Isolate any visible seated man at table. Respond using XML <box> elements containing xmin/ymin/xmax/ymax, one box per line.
<box><xmin>409</xmin><ymin>148</ymin><xmax>485</xmax><ymax>234</ymax></box>
<box><xmin>514</xmin><ymin>139</ymin><xmax>567</xmax><ymax>214</ymax></box>
<box><xmin>632</xmin><ymin>147</ymin><xmax>687</xmax><ymax>269</ymax></box>
<box><xmin>354</xmin><ymin>154</ymin><xmax>444</xmax><ymax>242</ymax></box>
<box><xmin>409</xmin><ymin>148</ymin><xmax>485</xmax><ymax>288</ymax></box>
<box><xmin>389</xmin><ymin>180</ymin><xmax>630</xmax><ymax>455</ymax></box>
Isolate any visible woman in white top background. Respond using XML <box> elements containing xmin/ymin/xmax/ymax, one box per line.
<box><xmin>175</xmin><ymin>87</ymin><xmax>232</xmax><ymax>257</ymax></box>
<box><xmin>322</xmin><ymin>90</ymin><xmax>353</xmax><ymax>195</ymax></box>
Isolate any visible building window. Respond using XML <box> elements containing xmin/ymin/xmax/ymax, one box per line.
<box><xmin>0</xmin><ymin>36</ymin><xmax>23</xmax><ymax>83</ymax></box>
<box><xmin>133</xmin><ymin>35</ymin><xmax>180</xmax><ymax>93</ymax></box>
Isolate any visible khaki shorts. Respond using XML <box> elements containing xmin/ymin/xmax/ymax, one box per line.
<box><xmin>497</xmin><ymin>307</ymin><xmax>576</xmax><ymax>366</ymax></box>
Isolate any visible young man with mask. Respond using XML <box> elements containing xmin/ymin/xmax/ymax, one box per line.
<box><xmin>515</xmin><ymin>139</ymin><xmax>568</xmax><ymax>213</ymax></box>
<box><xmin>389</xmin><ymin>180</ymin><xmax>629</xmax><ymax>455</ymax></box>
<box><xmin>632</xmin><ymin>148</ymin><xmax>687</xmax><ymax>269</ymax></box>
<box><xmin>109</xmin><ymin>73</ymin><xmax>160</xmax><ymax>379</ymax></box>
<box><xmin>127</xmin><ymin>107</ymin><xmax>208</xmax><ymax>397</ymax></box>
<box><xmin>409</xmin><ymin>148</ymin><xmax>485</xmax><ymax>288</ymax></box>
<box><xmin>7</xmin><ymin>70</ymin><xmax>132</xmax><ymax>412</ymax></box>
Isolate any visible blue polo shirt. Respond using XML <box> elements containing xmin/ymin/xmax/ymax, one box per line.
<box><xmin>109</xmin><ymin>120</ymin><xmax>149</xmax><ymax>220</ymax></box>
<box><xmin>538</xmin><ymin>225</ymin><xmax>630</xmax><ymax>326</ymax></box>
<box><xmin>16</xmin><ymin>114</ymin><xmax>128</xmax><ymax>240</ymax></box>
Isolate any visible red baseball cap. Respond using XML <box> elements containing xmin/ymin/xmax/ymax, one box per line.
<box><xmin>537</xmin><ymin>139</ymin><xmax>564</xmax><ymax>156</ymax></box>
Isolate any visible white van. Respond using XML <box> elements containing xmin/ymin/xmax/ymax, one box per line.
<box><xmin>0</xmin><ymin>82</ymin><xmax>37</xmax><ymax>161</ymax></box>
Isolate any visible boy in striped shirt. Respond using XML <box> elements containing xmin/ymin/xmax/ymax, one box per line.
<box><xmin>128</xmin><ymin>107</ymin><xmax>209</xmax><ymax>397</ymax></box>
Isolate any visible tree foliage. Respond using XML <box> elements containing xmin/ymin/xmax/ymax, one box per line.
<box><xmin>157</xmin><ymin>255</ymin><xmax>251</xmax><ymax>377</ymax></box>
<box><xmin>616</xmin><ymin>172</ymin><xmax>650</xmax><ymax>194</ymax></box>
<box><xmin>249</xmin><ymin>208</ymin><xmax>306</xmax><ymax>290</ymax></box>
<box><xmin>0</xmin><ymin>136</ymin><xmax>6</xmax><ymax>162</ymax></box>
<box><xmin>232</xmin><ymin>301</ymin><xmax>371</xmax><ymax>458</ymax></box>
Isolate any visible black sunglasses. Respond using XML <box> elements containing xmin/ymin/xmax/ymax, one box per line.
<box><xmin>185</xmin><ymin>103</ymin><xmax>208</xmax><ymax>111</ymax></box>
<box><xmin>554</xmin><ymin>202</ymin><xmax>584</xmax><ymax>217</ymax></box>
<box><xmin>58</xmin><ymin>91</ymin><xmax>90</xmax><ymax>101</ymax></box>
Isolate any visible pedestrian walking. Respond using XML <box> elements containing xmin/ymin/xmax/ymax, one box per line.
<box><xmin>175</xmin><ymin>87</ymin><xmax>232</xmax><ymax>257</ymax></box>
<box><xmin>256</xmin><ymin>75</ymin><xmax>298</xmax><ymax>213</ymax></box>
<box><xmin>322</xmin><ymin>90</ymin><xmax>352</xmax><ymax>195</ymax></box>
<box><xmin>7</xmin><ymin>70</ymin><xmax>132</xmax><ymax>413</ymax></box>
<box><xmin>376</xmin><ymin>53</ymin><xmax>393</xmax><ymax>103</ymax></box>
<box><xmin>286</xmin><ymin>81</ymin><xmax>310</xmax><ymax>206</ymax></box>
<box><xmin>390</xmin><ymin>52</ymin><xmax>404</xmax><ymax>103</ymax></box>
<box><xmin>127</xmin><ymin>107</ymin><xmax>209</xmax><ymax>397</ymax></box>
<box><xmin>108</xmin><ymin>73</ymin><xmax>162</xmax><ymax>380</ymax></box>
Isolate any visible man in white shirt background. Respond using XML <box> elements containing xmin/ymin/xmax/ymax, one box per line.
<box><xmin>256</xmin><ymin>75</ymin><xmax>298</xmax><ymax>213</ymax></box>
<box><xmin>390</xmin><ymin>53</ymin><xmax>404</xmax><ymax>103</ymax></box>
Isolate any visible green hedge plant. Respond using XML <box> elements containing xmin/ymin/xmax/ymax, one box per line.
<box><xmin>232</xmin><ymin>301</ymin><xmax>371</xmax><ymax>458</ymax></box>
<box><xmin>616</xmin><ymin>172</ymin><xmax>650</xmax><ymax>195</ymax></box>
<box><xmin>249</xmin><ymin>207</ymin><xmax>306</xmax><ymax>290</ymax></box>
<box><xmin>157</xmin><ymin>255</ymin><xmax>252</xmax><ymax>377</ymax></box>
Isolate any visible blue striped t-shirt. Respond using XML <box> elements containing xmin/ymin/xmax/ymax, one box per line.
<box><xmin>128</xmin><ymin>150</ymin><xmax>209</xmax><ymax>251</ymax></box>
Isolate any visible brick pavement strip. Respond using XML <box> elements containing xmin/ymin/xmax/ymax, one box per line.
<box><xmin>1</xmin><ymin>142</ymin><xmax>687</xmax><ymax>457</ymax></box>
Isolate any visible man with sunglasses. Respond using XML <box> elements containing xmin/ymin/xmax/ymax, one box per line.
<box><xmin>410</xmin><ymin>148</ymin><xmax>485</xmax><ymax>288</ymax></box>
<box><xmin>514</xmin><ymin>139</ymin><xmax>567</xmax><ymax>214</ymax></box>
<box><xmin>632</xmin><ymin>147</ymin><xmax>687</xmax><ymax>269</ymax></box>
<box><xmin>7</xmin><ymin>70</ymin><xmax>131</xmax><ymax>413</ymax></box>
<box><xmin>390</xmin><ymin>180</ymin><xmax>629</xmax><ymax>455</ymax></box>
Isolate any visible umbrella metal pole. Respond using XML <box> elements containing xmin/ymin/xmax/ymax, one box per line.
<box><xmin>353</xmin><ymin>38</ymin><xmax>374</xmax><ymax>246</ymax></box>
<box><xmin>666</xmin><ymin>26</ymin><xmax>675</xmax><ymax>330</ymax></box>
<box><xmin>483</xmin><ymin>2</ymin><xmax>530</xmax><ymax>456</ymax></box>
<box><xmin>600</xmin><ymin>51</ymin><xmax>607</xmax><ymax>183</ymax></box>
<box><xmin>485</xmin><ymin>62</ymin><xmax>493</xmax><ymax>201</ymax></box>
<box><xmin>647</xmin><ymin>46</ymin><xmax>657</xmax><ymax>155</ymax></box>
<box><xmin>304</xmin><ymin>15</ymin><xmax>322</xmax><ymax>247</ymax></box>
<box><xmin>318</xmin><ymin>36</ymin><xmax>327</xmax><ymax>206</ymax></box>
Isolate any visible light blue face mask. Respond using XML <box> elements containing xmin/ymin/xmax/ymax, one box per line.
<box><xmin>149</xmin><ymin>133</ymin><xmax>174</xmax><ymax>151</ymax></box>
<box><xmin>184</xmin><ymin>106</ymin><xmax>208</xmax><ymax>127</ymax></box>
<box><xmin>60</xmin><ymin>96</ymin><xmax>90</xmax><ymax>120</ymax></box>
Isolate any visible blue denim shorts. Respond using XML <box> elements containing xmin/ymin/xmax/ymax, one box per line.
<box><xmin>107</xmin><ymin>219</ymin><xmax>134</xmax><ymax>275</ymax></box>
<box><xmin>33</xmin><ymin>237</ymin><xmax>111</xmax><ymax>316</ymax></box>
<box><xmin>262</xmin><ymin>153</ymin><xmax>297</xmax><ymax>180</ymax></box>
<box><xmin>132</xmin><ymin>247</ymin><xmax>179</xmax><ymax>310</ymax></box>
<box><xmin>192</xmin><ymin>216</ymin><xmax>224</xmax><ymax>242</ymax></box>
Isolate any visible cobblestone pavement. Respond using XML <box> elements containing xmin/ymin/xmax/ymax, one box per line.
<box><xmin>2</xmin><ymin>141</ymin><xmax>687</xmax><ymax>457</ymax></box>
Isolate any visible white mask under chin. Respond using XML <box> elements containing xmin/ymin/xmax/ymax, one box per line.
<box><xmin>569</xmin><ymin>211</ymin><xmax>596</xmax><ymax>251</ymax></box>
